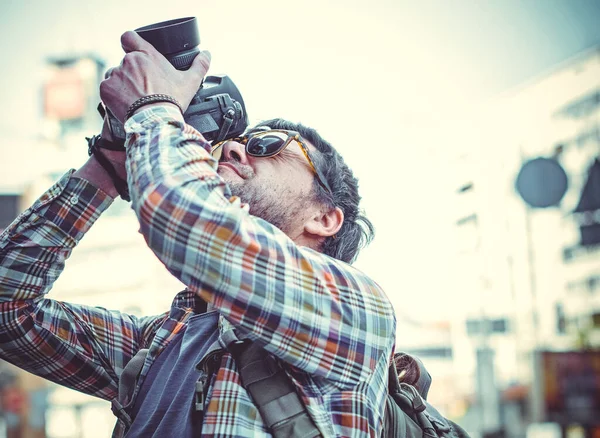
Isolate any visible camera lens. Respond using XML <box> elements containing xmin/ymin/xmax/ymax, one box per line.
<box><xmin>135</xmin><ymin>17</ymin><xmax>200</xmax><ymax>70</ymax></box>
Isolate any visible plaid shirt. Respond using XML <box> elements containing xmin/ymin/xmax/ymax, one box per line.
<box><xmin>0</xmin><ymin>105</ymin><xmax>396</xmax><ymax>437</ymax></box>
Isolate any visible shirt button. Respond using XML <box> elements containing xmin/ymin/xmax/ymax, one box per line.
<box><xmin>69</xmin><ymin>195</ymin><xmax>79</xmax><ymax>205</ymax></box>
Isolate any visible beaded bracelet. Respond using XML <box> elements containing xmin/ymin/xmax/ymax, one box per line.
<box><xmin>125</xmin><ymin>94</ymin><xmax>183</xmax><ymax>121</ymax></box>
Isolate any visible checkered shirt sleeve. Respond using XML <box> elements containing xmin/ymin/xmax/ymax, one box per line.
<box><xmin>0</xmin><ymin>172</ymin><xmax>166</xmax><ymax>400</ymax></box>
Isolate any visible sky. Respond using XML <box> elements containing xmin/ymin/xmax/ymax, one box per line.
<box><xmin>1</xmin><ymin>0</ymin><xmax>600</xmax><ymax>321</ymax></box>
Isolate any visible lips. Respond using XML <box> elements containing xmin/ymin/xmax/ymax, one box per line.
<box><xmin>218</xmin><ymin>162</ymin><xmax>244</xmax><ymax>178</ymax></box>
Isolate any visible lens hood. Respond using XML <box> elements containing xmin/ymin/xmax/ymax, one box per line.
<box><xmin>135</xmin><ymin>17</ymin><xmax>200</xmax><ymax>67</ymax></box>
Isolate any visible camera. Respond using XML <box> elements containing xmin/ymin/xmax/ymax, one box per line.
<box><xmin>104</xmin><ymin>17</ymin><xmax>248</xmax><ymax>143</ymax></box>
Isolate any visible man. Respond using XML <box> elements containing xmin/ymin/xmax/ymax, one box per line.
<box><xmin>0</xmin><ymin>31</ymin><xmax>396</xmax><ymax>437</ymax></box>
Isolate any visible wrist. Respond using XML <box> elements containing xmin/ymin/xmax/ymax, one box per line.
<box><xmin>72</xmin><ymin>155</ymin><xmax>121</xmax><ymax>199</ymax></box>
<box><xmin>126</xmin><ymin>94</ymin><xmax>183</xmax><ymax>121</ymax></box>
<box><xmin>131</xmin><ymin>102</ymin><xmax>181</xmax><ymax>119</ymax></box>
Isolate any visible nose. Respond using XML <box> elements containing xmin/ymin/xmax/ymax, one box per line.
<box><xmin>221</xmin><ymin>140</ymin><xmax>250</xmax><ymax>165</ymax></box>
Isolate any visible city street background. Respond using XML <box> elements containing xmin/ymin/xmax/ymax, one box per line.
<box><xmin>1</xmin><ymin>0</ymin><xmax>600</xmax><ymax>437</ymax></box>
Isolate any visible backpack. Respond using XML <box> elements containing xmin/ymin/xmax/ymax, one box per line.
<box><xmin>383</xmin><ymin>353</ymin><xmax>471</xmax><ymax>438</ymax></box>
<box><xmin>113</xmin><ymin>330</ymin><xmax>470</xmax><ymax>438</ymax></box>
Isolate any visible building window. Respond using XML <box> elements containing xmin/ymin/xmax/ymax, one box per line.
<box><xmin>563</xmin><ymin>244</ymin><xmax>600</xmax><ymax>263</ymax></box>
<box><xmin>404</xmin><ymin>347</ymin><xmax>453</xmax><ymax>359</ymax></box>
<box><xmin>491</xmin><ymin>319</ymin><xmax>508</xmax><ymax>333</ymax></box>
<box><xmin>466</xmin><ymin>318</ymin><xmax>509</xmax><ymax>335</ymax></box>
<box><xmin>458</xmin><ymin>182</ymin><xmax>474</xmax><ymax>193</ymax></box>
<box><xmin>0</xmin><ymin>194</ymin><xmax>21</xmax><ymax>229</ymax></box>
<box><xmin>456</xmin><ymin>213</ymin><xmax>477</xmax><ymax>226</ymax></box>
<box><xmin>555</xmin><ymin>90</ymin><xmax>600</xmax><ymax>119</ymax></box>
<box><xmin>565</xmin><ymin>275</ymin><xmax>600</xmax><ymax>295</ymax></box>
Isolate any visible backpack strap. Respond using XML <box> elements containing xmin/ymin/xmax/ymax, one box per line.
<box><xmin>222</xmin><ymin>329</ymin><xmax>323</xmax><ymax>438</ymax></box>
<box><xmin>384</xmin><ymin>393</ymin><xmax>425</xmax><ymax>437</ymax></box>
<box><xmin>193</xmin><ymin>340</ymin><xmax>226</xmax><ymax>431</ymax></box>
<box><xmin>448</xmin><ymin>420</ymin><xmax>471</xmax><ymax>438</ymax></box>
<box><xmin>385</xmin><ymin>361</ymin><xmax>432</xmax><ymax>437</ymax></box>
<box><xmin>111</xmin><ymin>348</ymin><xmax>149</xmax><ymax>437</ymax></box>
<box><xmin>111</xmin><ymin>298</ymin><xmax>208</xmax><ymax>436</ymax></box>
<box><xmin>411</xmin><ymin>355</ymin><xmax>432</xmax><ymax>400</ymax></box>
<box><xmin>385</xmin><ymin>361</ymin><xmax>460</xmax><ymax>438</ymax></box>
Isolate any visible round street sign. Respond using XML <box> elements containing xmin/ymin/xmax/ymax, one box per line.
<box><xmin>515</xmin><ymin>157</ymin><xmax>568</xmax><ymax>208</ymax></box>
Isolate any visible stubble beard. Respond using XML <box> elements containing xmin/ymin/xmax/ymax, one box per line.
<box><xmin>227</xmin><ymin>179</ymin><xmax>311</xmax><ymax>234</ymax></box>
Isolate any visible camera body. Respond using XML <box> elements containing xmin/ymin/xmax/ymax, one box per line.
<box><xmin>106</xmin><ymin>17</ymin><xmax>248</xmax><ymax>143</ymax></box>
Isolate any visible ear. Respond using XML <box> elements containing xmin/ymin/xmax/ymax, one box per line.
<box><xmin>304</xmin><ymin>207</ymin><xmax>344</xmax><ymax>238</ymax></box>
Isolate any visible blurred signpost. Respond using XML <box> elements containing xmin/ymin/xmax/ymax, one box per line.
<box><xmin>515</xmin><ymin>157</ymin><xmax>569</xmax><ymax>209</ymax></box>
<box><xmin>514</xmin><ymin>152</ymin><xmax>569</xmax><ymax>430</ymax></box>
<box><xmin>476</xmin><ymin>347</ymin><xmax>502</xmax><ymax>434</ymax></box>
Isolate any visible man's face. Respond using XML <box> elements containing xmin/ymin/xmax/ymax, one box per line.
<box><xmin>216</xmin><ymin>135</ymin><xmax>321</xmax><ymax>235</ymax></box>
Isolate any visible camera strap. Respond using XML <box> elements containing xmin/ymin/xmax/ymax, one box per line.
<box><xmin>86</xmin><ymin>135</ymin><xmax>130</xmax><ymax>202</ymax></box>
<box><xmin>214</xmin><ymin>95</ymin><xmax>236</xmax><ymax>143</ymax></box>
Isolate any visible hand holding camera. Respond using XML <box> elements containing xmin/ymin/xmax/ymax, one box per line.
<box><xmin>100</xmin><ymin>31</ymin><xmax>211</xmax><ymax>123</ymax></box>
<box><xmin>99</xmin><ymin>17</ymin><xmax>248</xmax><ymax>144</ymax></box>
<box><xmin>87</xmin><ymin>17</ymin><xmax>250</xmax><ymax>201</ymax></box>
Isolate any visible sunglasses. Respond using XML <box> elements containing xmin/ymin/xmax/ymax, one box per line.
<box><xmin>211</xmin><ymin>129</ymin><xmax>333</xmax><ymax>195</ymax></box>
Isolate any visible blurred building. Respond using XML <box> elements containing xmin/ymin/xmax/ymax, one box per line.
<box><xmin>450</xmin><ymin>46</ymin><xmax>600</xmax><ymax>437</ymax></box>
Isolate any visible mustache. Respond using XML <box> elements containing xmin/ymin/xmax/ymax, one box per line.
<box><xmin>218</xmin><ymin>159</ymin><xmax>254</xmax><ymax>179</ymax></box>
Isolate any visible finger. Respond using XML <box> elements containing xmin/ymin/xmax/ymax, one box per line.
<box><xmin>190</xmin><ymin>50</ymin><xmax>211</xmax><ymax>79</ymax></box>
<box><xmin>104</xmin><ymin>67</ymin><xmax>116</xmax><ymax>79</ymax></box>
<box><xmin>120</xmin><ymin>30</ymin><xmax>155</xmax><ymax>54</ymax></box>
